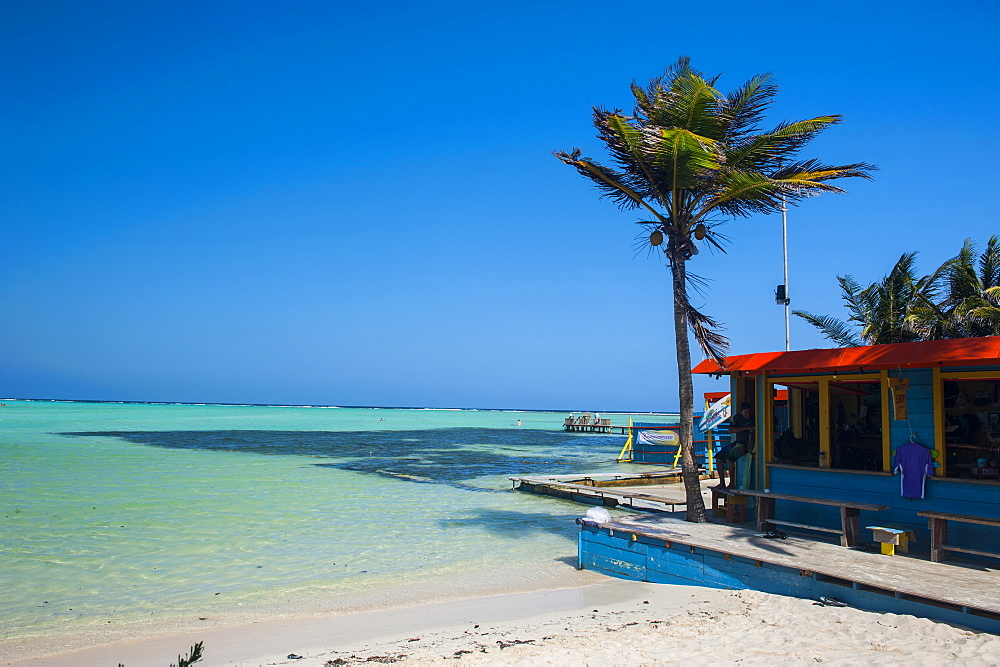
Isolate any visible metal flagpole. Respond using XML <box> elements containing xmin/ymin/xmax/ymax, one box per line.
<box><xmin>781</xmin><ymin>194</ymin><xmax>790</xmax><ymax>351</ymax></box>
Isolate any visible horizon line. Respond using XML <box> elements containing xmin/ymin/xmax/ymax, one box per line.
<box><xmin>1</xmin><ymin>397</ymin><xmax>681</xmax><ymax>415</ymax></box>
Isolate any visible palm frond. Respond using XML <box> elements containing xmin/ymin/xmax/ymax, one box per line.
<box><xmin>637</xmin><ymin>62</ymin><xmax>724</xmax><ymax>141</ymax></box>
<box><xmin>553</xmin><ymin>149</ymin><xmax>653</xmax><ymax>213</ymax></box>
<box><xmin>700</xmin><ymin>228</ymin><xmax>730</xmax><ymax>253</ymax></box>
<box><xmin>966</xmin><ymin>305</ymin><xmax>1000</xmax><ymax>335</ymax></box>
<box><xmin>666</xmin><ymin>72</ymin><xmax>725</xmax><ymax>139</ymax></box>
<box><xmin>945</xmin><ymin>239</ymin><xmax>981</xmax><ymax>302</ymax></box>
<box><xmin>701</xmin><ymin>171</ymin><xmax>784</xmax><ymax>217</ymax></box>
<box><xmin>792</xmin><ymin>310</ymin><xmax>863</xmax><ymax>347</ymax></box>
<box><xmin>685</xmin><ymin>267</ymin><xmax>713</xmax><ymax>297</ymax></box>
<box><xmin>720</xmin><ymin>73</ymin><xmax>778</xmax><ymax>140</ymax></box>
<box><xmin>595</xmin><ymin>109</ymin><xmax>666</xmax><ymax>203</ymax></box>
<box><xmin>836</xmin><ymin>274</ymin><xmax>867</xmax><ymax>327</ymax></box>
<box><xmin>676</xmin><ymin>285</ymin><xmax>729</xmax><ymax>361</ymax></box>
<box><xmin>772</xmin><ymin>158</ymin><xmax>877</xmax><ymax>185</ymax></box>
<box><xmin>725</xmin><ymin>116</ymin><xmax>840</xmax><ymax>170</ymax></box>
<box><xmin>648</xmin><ymin>126</ymin><xmax>721</xmax><ymax>192</ymax></box>
<box><xmin>980</xmin><ymin>235</ymin><xmax>1000</xmax><ymax>289</ymax></box>
<box><xmin>906</xmin><ymin>303</ymin><xmax>948</xmax><ymax>340</ymax></box>
<box><xmin>761</xmin><ymin>116</ymin><xmax>843</xmax><ymax>157</ymax></box>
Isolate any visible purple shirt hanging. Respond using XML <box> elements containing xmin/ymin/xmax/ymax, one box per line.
<box><xmin>893</xmin><ymin>442</ymin><xmax>934</xmax><ymax>499</ymax></box>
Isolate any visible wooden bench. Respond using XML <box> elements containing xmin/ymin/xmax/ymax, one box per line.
<box><xmin>726</xmin><ymin>489</ymin><xmax>889</xmax><ymax>547</ymax></box>
<box><xmin>917</xmin><ymin>511</ymin><xmax>1000</xmax><ymax>563</ymax></box>
<box><xmin>710</xmin><ymin>487</ymin><xmax>747</xmax><ymax>523</ymax></box>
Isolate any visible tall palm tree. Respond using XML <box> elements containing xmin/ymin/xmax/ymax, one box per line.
<box><xmin>555</xmin><ymin>57</ymin><xmax>874</xmax><ymax>521</ymax></box>
<box><xmin>795</xmin><ymin>252</ymin><xmax>935</xmax><ymax>346</ymax></box>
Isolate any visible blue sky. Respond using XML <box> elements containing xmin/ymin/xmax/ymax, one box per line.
<box><xmin>2</xmin><ymin>1</ymin><xmax>998</xmax><ymax>411</ymax></box>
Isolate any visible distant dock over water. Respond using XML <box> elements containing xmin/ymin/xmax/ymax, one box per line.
<box><xmin>563</xmin><ymin>413</ymin><xmax>679</xmax><ymax>435</ymax></box>
<box><xmin>563</xmin><ymin>415</ymin><xmax>626</xmax><ymax>434</ymax></box>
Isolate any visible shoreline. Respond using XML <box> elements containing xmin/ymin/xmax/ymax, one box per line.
<box><xmin>0</xmin><ymin>578</ymin><xmax>648</xmax><ymax>665</ymax></box>
<box><xmin>6</xmin><ymin>578</ymin><xmax>1000</xmax><ymax>666</ymax></box>
<box><xmin>1</xmin><ymin>564</ymin><xmax>607</xmax><ymax>650</ymax></box>
<box><xmin>0</xmin><ymin>567</ymin><xmax>614</xmax><ymax>664</ymax></box>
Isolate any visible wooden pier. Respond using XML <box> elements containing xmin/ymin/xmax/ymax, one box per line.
<box><xmin>562</xmin><ymin>417</ymin><xmax>630</xmax><ymax>434</ymax></box>
<box><xmin>561</xmin><ymin>415</ymin><xmax>683</xmax><ymax>436</ymax></box>
<box><xmin>510</xmin><ymin>470</ymin><xmax>711</xmax><ymax>512</ymax></box>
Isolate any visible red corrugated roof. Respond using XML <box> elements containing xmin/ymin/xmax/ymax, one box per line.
<box><xmin>692</xmin><ymin>337</ymin><xmax>1000</xmax><ymax>376</ymax></box>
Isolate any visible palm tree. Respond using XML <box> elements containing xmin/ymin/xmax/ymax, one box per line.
<box><xmin>797</xmin><ymin>237</ymin><xmax>1000</xmax><ymax>345</ymax></box>
<box><xmin>795</xmin><ymin>252</ymin><xmax>935</xmax><ymax>346</ymax></box>
<box><xmin>933</xmin><ymin>236</ymin><xmax>1000</xmax><ymax>338</ymax></box>
<box><xmin>555</xmin><ymin>57</ymin><xmax>874</xmax><ymax>521</ymax></box>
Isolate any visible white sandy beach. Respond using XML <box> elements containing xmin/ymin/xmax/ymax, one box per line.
<box><xmin>5</xmin><ymin>577</ymin><xmax>1000</xmax><ymax>666</ymax></box>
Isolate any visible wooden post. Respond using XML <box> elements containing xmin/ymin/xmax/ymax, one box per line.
<box><xmin>726</xmin><ymin>494</ymin><xmax>747</xmax><ymax>523</ymax></box>
<box><xmin>841</xmin><ymin>507</ymin><xmax>861</xmax><ymax>547</ymax></box>
<box><xmin>756</xmin><ymin>496</ymin><xmax>775</xmax><ymax>532</ymax></box>
<box><xmin>932</xmin><ymin>367</ymin><xmax>946</xmax><ymax>477</ymax></box>
<box><xmin>710</xmin><ymin>487</ymin><xmax>727</xmax><ymax>518</ymax></box>
<box><xmin>819</xmin><ymin>378</ymin><xmax>831</xmax><ymax>468</ymax></box>
<box><xmin>880</xmin><ymin>370</ymin><xmax>892</xmax><ymax>472</ymax></box>
<box><xmin>930</xmin><ymin>516</ymin><xmax>948</xmax><ymax>562</ymax></box>
<box><xmin>763</xmin><ymin>372</ymin><xmax>772</xmax><ymax>489</ymax></box>
<box><xmin>893</xmin><ymin>530</ymin><xmax>914</xmax><ymax>554</ymax></box>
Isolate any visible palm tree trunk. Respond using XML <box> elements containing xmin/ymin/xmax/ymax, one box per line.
<box><xmin>671</xmin><ymin>255</ymin><xmax>708</xmax><ymax>522</ymax></box>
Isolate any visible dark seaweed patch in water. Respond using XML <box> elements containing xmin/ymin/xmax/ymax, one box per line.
<box><xmin>60</xmin><ymin>428</ymin><xmax>622</xmax><ymax>492</ymax></box>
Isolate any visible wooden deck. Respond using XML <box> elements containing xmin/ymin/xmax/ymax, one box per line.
<box><xmin>591</xmin><ymin>512</ymin><xmax>1000</xmax><ymax>619</ymax></box>
<box><xmin>511</xmin><ymin>470</ymin><xmax>711</xmax><ymax>512</ymax></box>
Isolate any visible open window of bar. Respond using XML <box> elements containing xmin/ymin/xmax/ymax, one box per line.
<box><xmin>829</xmin><ymin>381</ymin><xmax>883</xmax><ymax>471</ymax></box>
<box><xmin>943</xmin><ymin>378</ymin><xmax>1000</xmax><ymax>480</ymax></box>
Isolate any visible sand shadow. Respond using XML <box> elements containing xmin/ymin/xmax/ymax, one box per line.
<box><xmin>439</xmin><ymin>508</ymin><xmax>581</xmax><ymax>541</ymax></box>
<box><xmin>553</xmin><ymin>555</ymin><xmax>581</xmax><ymax>568</ymax></box>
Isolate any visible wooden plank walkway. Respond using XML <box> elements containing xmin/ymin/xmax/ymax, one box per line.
<box><xmin>511</xmin><ymin>471</ymin><xmax>709</xmax><ymax>512</ymax></box>
<box><xmin>600</xmin><ymin>513</ymin><xmax>1000</xmax><ymax>616</ymax></box>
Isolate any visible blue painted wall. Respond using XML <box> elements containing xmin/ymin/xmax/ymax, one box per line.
<box><xmin>889</xmin><ymin>369</ymin><xmax>936</xmax><ymax>447</ymax></box>
<box><xmin>763</xmin><ymin>466</ymin><xmax>1000</xmax><ymax>551</ymax></box>
<box><xmin>578</xmin><ymin>525</ymin><xmax>1000</xmax><ymax>634</ymax></box>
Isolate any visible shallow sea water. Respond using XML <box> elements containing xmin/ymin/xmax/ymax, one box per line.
<box><xmin>0</xmin><ymin>401</ymin><xmax>676</xmax><ymax>641</ymax></box>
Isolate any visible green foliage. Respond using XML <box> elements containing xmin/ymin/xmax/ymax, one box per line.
<box><xmin>117</xmin><ymin>640</ymin><xmax>204</xmax><ymax>667</ymax></box>
<box><xmin>795</xmin><ymin>236</ymin><xmax>1000</xmax><ymax>346</ymax></box>
<box><xmin>173</xmin><ymin>641</ymin><xmax>204</xmax><ymax>667</ymax></box>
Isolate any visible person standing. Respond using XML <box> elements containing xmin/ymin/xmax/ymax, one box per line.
<box><xmin>716</xmin><ymin>402</ymin><xmax>754</xmax><ymax>489</ymax></box>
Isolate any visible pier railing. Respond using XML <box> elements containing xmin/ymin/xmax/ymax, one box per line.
<box><xmin>619</xmin><ymin>421</ymin><xmax>726</xmax><ymax>473</ymax></box>
<box><xmin>562</xmin><ymin>414</ymin><xmax>726</xmax><ymax>474</ymax></box>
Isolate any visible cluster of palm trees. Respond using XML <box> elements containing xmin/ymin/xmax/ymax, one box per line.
<box><xmin>795</xmin><ymin>236</ymin><xmax>1000</xmax><ymax>346</ymax></box>
<box><xmin>555</xmin><ymin>57</ymin><xmax>874</xmax><ymax>521</ymax></box>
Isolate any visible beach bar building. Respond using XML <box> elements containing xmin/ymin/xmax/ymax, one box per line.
<box><xmin>692</xmin><ymin>336</ymin><xmax>1000</xmax><ymax>545</ymax></box>
<box><xmin>576</xmin><ymin>337</ymin><xmax>1000</xmax><ymax>632</ymax></box>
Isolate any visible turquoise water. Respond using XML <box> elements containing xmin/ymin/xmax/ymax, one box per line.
<box><xmin>0</xmin><ymin>401</ymin><xmax>676</xmax><ymax>641</ymax></box>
